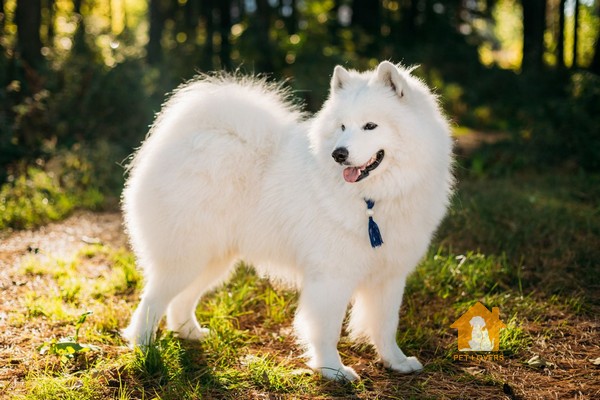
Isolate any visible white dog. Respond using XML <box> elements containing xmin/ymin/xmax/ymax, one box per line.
<box><xmin>122</xmin><ymin>61</ymin><xmax>453</xmax><ymax>381</ymax></box>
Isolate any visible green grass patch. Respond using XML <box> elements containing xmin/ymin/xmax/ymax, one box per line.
<box><xmin>499</xmin><ymin>315</ymin><xmax>534</xmax><ymax>356</ymax></box>
<box><xmin>438</xmin><ymin>172</ymin><xmax>600</xmax><ymax>300</ymax></box>
<box><xmin>8</xmin><ymin>171</ymin><xmax>599</xmax><ymax>399</ymax></box>
<box><xmin>0</xmin><ymin>166</ymin><xmax>104</xmax><ymax>230</ymax></box>
<box><xmin>0</xmin><ymin>167</ymin><xmax>79</xmax><ymax>230</ymax></box>
<box><xmin>0</xmin><ymin>143</ymin><xmax>125</xmax><ymax>230</ymax></box>
<box><xmin>21</xmin><ymin>372</ymin><xmax>106</xmax><ymax>400</ymax></box>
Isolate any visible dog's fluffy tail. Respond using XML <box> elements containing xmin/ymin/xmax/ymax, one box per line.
<box><xmin>125</xmin><ymin>73</ymin><xmax>306</xmax><ymax>173</ymax></box>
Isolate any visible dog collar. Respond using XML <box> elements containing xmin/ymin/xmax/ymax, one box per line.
<box><xmin>365</xmin><ymin>199</ymin><xmax>383</xmax><ymax>248</ymax></box>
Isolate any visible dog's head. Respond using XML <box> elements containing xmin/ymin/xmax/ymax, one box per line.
<box><xmin>311</xmin><ymin>61</ymin><xmax>452</xmax><ymax>198</ymax></box>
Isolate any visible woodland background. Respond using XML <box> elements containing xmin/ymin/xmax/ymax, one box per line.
<box><xmin>1</xmin><ymin>0</ymin><xmax>599</xmax><ymax>194</ymax></box>
<box><xmin>1</xmin><ymin>2</ymin><xmax>599</xmax><ymax>399</ymax></box>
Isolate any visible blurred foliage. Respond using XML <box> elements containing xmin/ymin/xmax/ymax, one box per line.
<box><xmin>0</xmin><ymin>144</ymin><xmax>115</xmax><ymax>229</ymax></box>
<box><xmin>523</xmin><ymin>71</ymin><xmax>600</xmax><ymax>170</ymax></box>
<box><xmin>0</xmin><ymin>0</ymin><xmax>599</xmax><ymax>201</ymax></box>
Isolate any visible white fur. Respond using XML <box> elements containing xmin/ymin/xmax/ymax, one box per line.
<box><xmin>122</xmin><ymin>61</ymin><xmax>454</xmax><ymax>381</ymax></box>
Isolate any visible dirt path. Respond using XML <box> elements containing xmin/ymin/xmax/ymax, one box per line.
<box><xmin>0</xmin><ymin>211</ymin><xmax>127</xmax><ymax>395</ymax></box>
<box><xmin>1</xmin><ymin>211</ymin><xmax>599</xmax><ymax>399</ymax></box>
<box><xmin>0</xmin><ymin>211</ymin><xmax>126</xmax><ymax>265</ymax></box>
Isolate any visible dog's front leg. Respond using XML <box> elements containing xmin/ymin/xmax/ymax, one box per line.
<box><xmin>349</xmin><ymin>275</ymin><xmax>423</xmax><ymax>373</ymax></box>
<box><xmin>293</xmin><ymin>276</ymin><xmax>358</xmax><ymax>381</ymax></box>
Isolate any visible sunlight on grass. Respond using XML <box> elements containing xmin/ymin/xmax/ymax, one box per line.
<box><xmin>241</xmin><ymin>354</ymin><xmax>316</xmax><ymax>394</ymax></box>
<box><xmin>14</xmin><ymin>237</ymin><xmax>586</xmax><ymax>399</ymax></box>
<box><xmin>10</xmin><ymin>170</ymin><xmax>599</xmax><ymax>398</ymax></box>
<box><xmin>88</xmin><ymin>246</ymin><xmax>142</xmax><ymax>298</ymax></box>
<box><xmin>0</xmin><ymin>167</ymin><xmax>104</xmax><ymax>230</ymax></box>
<box><xmin>20</xmin><ymin>256</ymin><xmax>77</xmax><ymax>280</ymax></box>
<box><xmin>500</xmin><ymin>315</ymin><xmax>533</xmax><ymax>355</ymax></box>
<box><xmin>23</xmin><ymin>291</ymin><xmax>75</xmax><ymax>320</ymax></box>
<box><xmin>409</xmin><ymin>250</ymin><xmax>512</xmax><ymax>300</ymax></box>
<box><xmin>21</xmin><ymin>372</ymin><xmax>104</xmax><ymax>400</ymax></box>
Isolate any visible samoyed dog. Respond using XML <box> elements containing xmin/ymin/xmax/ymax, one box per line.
<box><xmin>122</xmin><ymin>61</ymin><xmax>453</xmax><ymax>381</ymax></box>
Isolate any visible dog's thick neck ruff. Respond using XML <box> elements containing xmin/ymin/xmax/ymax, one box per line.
<box><xmin>365</xmin><ymin>198</ymin><xmax>383</xmax><ymax>248</ymax></box>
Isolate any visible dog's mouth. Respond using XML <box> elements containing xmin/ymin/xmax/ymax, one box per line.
<box><xmin>342</xmin><ymin>150</ymin><xmax>385</xmax><ymax>183</ymax></box>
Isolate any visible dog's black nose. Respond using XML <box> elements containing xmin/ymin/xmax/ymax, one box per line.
<box><xmin>332</xmin><ymin>147</ymin><xmax>349</xmax><ymax>163</ymax></box>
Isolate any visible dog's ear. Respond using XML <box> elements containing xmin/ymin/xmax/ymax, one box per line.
<box><xmin>374</xmin><ymin>61</ymin><xmax>408</xmax><ymax>98</ymax></box>
<box><xmin>331</xmin><ymin>65</ymin><xmax>351</xmax><ymax>92</ymax></box>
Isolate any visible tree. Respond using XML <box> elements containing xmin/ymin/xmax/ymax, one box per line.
<box><xmin>254</xmin><ymin>0</ymin><xmax>274</xmax><ymax>72</ymax></box>
<box><xmin>46</xmin><ymin>0</ymin><xmax>55</xmax><ymax>45</ymax></box>
<box><xmin>284</xmin><ymin>0</ymin><xmax>298</xmax><ymax>35</ymax></box>
<box><xmin>521</xmin><ymin>0</ymin><xmax>546</xmax><ymax>72</ymax></box>
<box><xmin>184</xmin><ymin>0</ymin><xmax>200</xmax><ymax>37</ymax></box>
<box><xmin>147</xmin><ymin>0</ymin><xmax>166</xmax><ymax>64</ymax></box>
<box><xmin>557</xmin><ymin>0</ymin><xmax>566</xmax><ymax>69</ymax></box>
<box><xmin>352</xmin><ymin>0</ymin><xmax>381</xmax><ymax>54</ymax></box>
<box><xmin>591</xmin><ymin>30</ymin><xmax>600</xmax><ymax>75</ymax></box>
<box><xmin>352</xmin><ymin>0</ymin><xmax>381</xmax><ymax>34</ymax></box>
<box><xmin>72</xmin><ymin>0</ymin><xmax>87</xmax><ymax>53</ymax></box>
<box><xmin>0</xmin><ymin>0</ymin><xmax>5</xmax><ymax>31</ymax></box>
<box><xmin>15</xmin><ymin>0</ymin><xmax>43</xmax><ymax>70</ymax></box>
<box><xmin>572</xmin><ymin>0</ymin><xmax>579</xmax><ymax>68</ymax></box>
<box><xmin>219</xmin><ymin>0</ymin><xmax>232</xmax><ymax>70</ymax></box>
<box><xmin>401</xmin><ymin>0</ymin><xmax>419</xmax><ymax>40</ymax></box>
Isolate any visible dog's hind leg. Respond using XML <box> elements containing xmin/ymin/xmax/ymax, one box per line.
<box><xmin>294</xmin><ymin>276</ymin><xmax>358</xmax><ymax>381</ymax></box>
<box><xmin>123</xmin><ymin>259</ymin><xmax>215</xmax><ymax>347</ymax></box>
<box><xmin>166</xmin><ymin>258</ymin><xmax>235</xmax><ymax>340</ymax></box>
<box><xmin>122</xmin><ymin>267</ymin><xmax>189</xmax><ymax>346</ymax></box>
<box><xmin>348</xmin><ymin>276</ymin><xmax>423</xmax><ymax>374</ymax></box>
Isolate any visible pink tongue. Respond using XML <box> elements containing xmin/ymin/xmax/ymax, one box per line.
<box><xmin>343</xmin><ymin>167</ymin><xmax>361</xmax><ymax>183</ymax></box>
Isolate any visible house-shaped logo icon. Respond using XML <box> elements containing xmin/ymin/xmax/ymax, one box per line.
<box><xmin>451</xmin><ymin>302</ymin><xmax>506</xmax><ymax>351</ymax></box>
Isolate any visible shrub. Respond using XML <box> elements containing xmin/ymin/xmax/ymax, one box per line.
<box><xmin>0</xmin><ymin>147</ymin><xmax>109</xmax><ymax>230</ymax></box>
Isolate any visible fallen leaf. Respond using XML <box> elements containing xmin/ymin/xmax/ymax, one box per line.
<box><xmin>81</xmin><ymin>235</ymin><xmax>102</xmax><ymax>245</ymax></box>
<box><xmin>464</xmin><ymin>366</ymin><xmax>485</xmax><ymax>376</ymax></box>
<box><xmin>526</xmin><ymin>355</ymin><xmax>554</xmax><ymax>369</ymax></box>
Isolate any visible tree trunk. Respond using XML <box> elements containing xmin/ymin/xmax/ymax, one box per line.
<box><xmin>351</xmin><ymin>0</ymin><xmax>381</xmax><ymax>36</ymax></box>
<box><xmin>1</xmin><ymin>0</ymin><xmax>6</xmax><ymax>31</ymax></box>
<box><xmin>185</xmin><ymin>0</ymin><xmax>200</xmax><ymax>36</ymax></box>
<box><xmin>403</xmin><ymin>0</ymin><xmax>418</xmax><ymax>40</ymax></box>
<box><xmin>557</xmin><ymin>0</ymin><xmax>566</xmax><ymax>69</ymax></box>
<box><xmin>590</xmin><ymin>30</ymin><xmax>600</xmax><ymax>75</ymax></box>
<box><xmin>147</xmin><ymin>0</ymin><xmax>165</xmax><ymax>65</ymax></box>
<box><xmin>201</xmin><ymin>0</ymin><xmax>215</xmax><ymax>70</ymax></box>
<box><xmin>521</xmin><ymin>0</ymin><xmax>546</xmax><ymax>72</ymax></box>
<box><xmin>219</xmin><ymin>0</ymin><xmax>231</xmax><ymax>70</ymax></box>
<box><xmin>71</xmin><ymin>0</ymin><xmax>87</xmax><ymax>53</ymax></box>
<box><xmin>15</xmin><ymin>0</ymin><xmax>43</xmax><ymax>69</ymax></box>
<box><xmin>572</xmin><ymin>0</ymin><xmax>579</xmax><ymax>69</ymax></box>
<box><xmin>46</xmin><ymin>0</ymin><xmax>55</xmax><ymax>45</ymax></box>
<box><xmin>255</xmin><ymin>0</ymin><xmax>274</xmax><ymax>72</ymax></box>
<box><xmin>286</xmin><ymin>0</ymin><xmax>298</xmax><ymax>34</ymax></box>
<box><xmin>328</xmin><ymin>0</ymin><xmax>340</xmax><ymax>45</ymax></box>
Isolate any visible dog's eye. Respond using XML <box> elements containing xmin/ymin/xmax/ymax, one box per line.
<box><xmin>363</xmin><ymin>122</ymin><xmax>378</xmax><ymax>131</ymax></box>
<box><xmin>341</xmin><ymin>124</ymin><xmax>346</xmax><ymax>131</ymax></box>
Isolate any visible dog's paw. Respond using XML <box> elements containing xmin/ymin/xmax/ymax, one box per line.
<box><xmin>122</xmin><ymin>326</ymin><xmax>154</xmax><ymax>348</ymax></box>
<box><xmin>175</xmin><ymin>326</ymin><xmax>210</xmax><ymax>341</ymax></box>
<box><xmin>318</xmin><ymin>365</ymin><xmax>360</xmax><ymax>382</ymax></box>
<box><xmin>384</xmin><ymin>356</ymin><xmax>423</xmax><ymax>374</ymax></box>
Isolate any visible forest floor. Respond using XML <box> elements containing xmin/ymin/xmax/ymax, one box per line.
<box><xmin>1</xmin><ymin>170</ymin><xmax>599</xmax><ymax>399</ymax></box>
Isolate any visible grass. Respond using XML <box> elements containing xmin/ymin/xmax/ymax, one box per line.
<box><xmin>0</xmin><ymin>166</ymin><xmax>103</xmax><ymax>230</ymax></box>
<box><xmin>1</xmin><ymin>169</ymin><xmax>599</xmax><ymax>399</ymax></box>
<box><xmin>0</xmin><ymin>143</ymin><xmax>126</xmax><ymax>231</ymax></box>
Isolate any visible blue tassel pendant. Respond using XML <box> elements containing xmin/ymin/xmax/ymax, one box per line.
<box><xmin>365</xmin><ymin>199</ymin><xmax>384</xmax><ymax>248</ymax></box>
